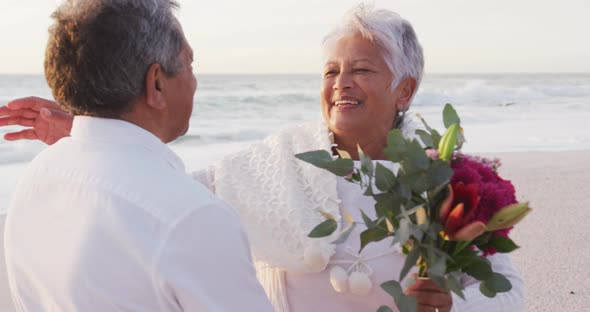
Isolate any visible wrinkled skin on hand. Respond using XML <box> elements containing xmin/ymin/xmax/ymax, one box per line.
<box><xmin>0</xmin><ymin>96</ymin><xmax>73</xmax><ymax>145</ymax></box>
<box><xmin>405</xmin><ymin>276</ymin><xmax>453</xmax><ymax>312</ymax></box>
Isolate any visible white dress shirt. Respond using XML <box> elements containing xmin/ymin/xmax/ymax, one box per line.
<box><xmin>4</xmin><ymin>116</ymin><xmax>273</xmax><ymax>312</ymax></box>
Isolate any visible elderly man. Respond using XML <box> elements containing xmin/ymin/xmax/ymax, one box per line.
<box><xmin>3</xmin><ymin>1</ymin><xmax>272</xmax><ymax>311</ymax></box>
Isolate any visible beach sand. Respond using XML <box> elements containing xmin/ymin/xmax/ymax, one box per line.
<box><xmin>493</xmin><ymin>150</ymin><xmax>590</xmax><ymax>311</ymax></box>
<box><xmin>0</xmin><ymin>150</ymin><xmax>588</xmax><ymax>311</ymax></box>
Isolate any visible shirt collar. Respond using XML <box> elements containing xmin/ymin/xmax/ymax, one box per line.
<box><xmin>70</xmin><ymin>116</ymin><xmax>186</xmax><ymax>173</ymax></box>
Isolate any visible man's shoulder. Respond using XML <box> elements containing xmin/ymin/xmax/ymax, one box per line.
<box><xmin>25</xmin><ymin>137</ymin><xmax>222</xmax><ymax>224</ymax></box>
<box><xmin>99</xmin><ymin>152</ymin><xmax>222</xmax><ymax>225</ymax></box>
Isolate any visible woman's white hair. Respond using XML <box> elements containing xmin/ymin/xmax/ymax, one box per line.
<box><xmin>322</xmin><ymin>4</ymin><xmax>424</xmax><ymax>91</ymax></box>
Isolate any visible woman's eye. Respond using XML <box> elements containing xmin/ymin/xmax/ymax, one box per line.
<box><xmin>353</xmin><ymin>68</ymin><xmax>370</xmax><ymax>73</ymax></box>
<box><xmin>324</xmin><ymin>70</ymin><xmax>337</xmax><ymax>77</ymax></box>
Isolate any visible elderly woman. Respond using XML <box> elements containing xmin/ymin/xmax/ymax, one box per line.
<box><xmin>1</xmin><ymin>5</ymin><xmax>523</xmax><ymax>312</ymax></box>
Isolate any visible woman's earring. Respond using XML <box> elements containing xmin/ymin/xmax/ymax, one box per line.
<box><xmin>393</xmin><ymin>110</ymin><xmax>405</xmax><ymax>129</ymax></box>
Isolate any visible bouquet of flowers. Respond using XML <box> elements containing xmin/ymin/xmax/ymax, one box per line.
<box><xmin>295</xmin><ymin>104</ymin><xmax>531</xmax><ymax>312</ymax></box>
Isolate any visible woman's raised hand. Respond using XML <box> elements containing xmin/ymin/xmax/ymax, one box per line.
<box><xmin>0</xmin><ymin>96</ymin><xmax>73</xmax><ymax>145</ymax></box>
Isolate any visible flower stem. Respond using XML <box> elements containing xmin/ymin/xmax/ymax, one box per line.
<box><xmin>452</xmin><ymin>241</ymin><xmax>472</xmax><ymax>256</ymax></box>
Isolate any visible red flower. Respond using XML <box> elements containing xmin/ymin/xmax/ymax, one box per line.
<box><xmin>439</xmin><ymin>183</ymin><xmax>487</xmax><ymax>241</ymax></box>
<box><xmin>448</xmin><ymin>155</ymin><xmax>519</xmax><ymax>254</ymax></box>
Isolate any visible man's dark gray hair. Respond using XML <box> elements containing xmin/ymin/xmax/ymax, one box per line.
<box><xmin>45</xmin><ymin>0</ymin><xmax>184</xmax><ymax>117</ymax></box>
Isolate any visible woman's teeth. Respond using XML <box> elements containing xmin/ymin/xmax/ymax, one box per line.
<box><xmin>334</xmin><ymin>100</ymin><xmax>360</xmax><ymax>106</ymax></box>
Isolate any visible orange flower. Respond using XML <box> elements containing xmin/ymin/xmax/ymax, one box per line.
<box><xmin>439</xmin><ymin>183</ymin><xmax>488</xmax><ymax>241</ymax></box>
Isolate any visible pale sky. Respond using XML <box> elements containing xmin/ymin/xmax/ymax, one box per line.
<box><xmin>0</xmin><ymin>0</ymin><xmax>589</xmax><ymax>74</ymax></box>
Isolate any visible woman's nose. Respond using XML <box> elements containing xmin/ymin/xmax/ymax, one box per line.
<box><xmin>333</xmin><ymin>72</ymin><xmax>353</xmax><ymax>90</ymax></box>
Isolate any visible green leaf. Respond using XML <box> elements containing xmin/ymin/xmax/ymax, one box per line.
<box><xmin>396</xmin><ymin>295</ymin><xmax>418</xmax><ymax>312</ymax></box>
<box><xmin>447</xmin><ymin>247</ymin><xmax>479</xmax><ymax>272</ymax></box>
<box><xmin>358</xmin><ymin>145</ymin><xmax>374</xmax><ymax>176</ymax></box>
<box><xmin>392</xmin><ymin>180</ymin><xmax>412</xmax><ymax>202</ymax></box>
<box><xmin>332</xmin><ymin>223</ymin><xmax>356</xmax><ymax>244</ymax></box>
<box><xmin>325</xmin><ymin>159</ymin><xmax>356</xmax><ymax>177</ymax></box>
<box><xmin>295</xmin><ymin>150</ymin><xmax>331</xmax><ymax>162</ymax></box>
<box><xmin>430</xmin><ymin>274</ymin><xmax>448</xmax><ymax>291</ymax></box>
<box><xmin>381</xmin><ymin>280</ymin><xmax>404</xmax><ymax>301</ymax></box>
<box><xmin>360</xmin><ymin>209</ymin><xmax>376</xmax><ymax>228</ymax></box>
<box><xmin>482</xmin><ymin>273</ymin><xmax>512</xmax><ymax>293</ymax></box>
<box><xmin>423</xmin><ymin>246</ymin><xmax>448</xmax><ymax>290</ymax></box>
<box><xmin>308</xmin><ymin>219</ymin><xmax>338</xmax><ymax>238</ymax></box>
<box><xmin>406</xmin><ymin>139</ymin><xmax>430</xmax><ymax>170</ymax></box>
<box><xmin>426</xmin><ymin>222</ymin><xmax>444</xmax><ymax>240</ymax></box>
<box><xmin>295</xmin><ymin>150</ymin><xmax>354</xmax><ymax>176</ymax></box>
<box><xmin>363</xmin><ymin>183</ymin><xmax>376</xmax><ymax>197</ymax></box>
<box><xmin>399</xmin><ymin>245</ymin><xmax>420</xmax><ymax>281</ymax></box>
<box><xmin>386</xmin><ymin>179</ymin><xmax>412</xmax><ymax>204</ymax></box>
<box><xmin>393</xmin><ymin>218</ymin><xmax>411</xmax><ymax>246</ymax></box>
<box><xmin>384</xmin><ymin>130</ymin><xmax>407</xmax><ymax>162</ymax></box>
<box><xmin>375</xmin><ymin>162</ymin><xmax>398</xmax><ymax>192</ymax></box>
<box><xmin>424</xmin><ymin>244</ymin><xmax>453</xmax><ymax>261</ymax></box>
<box><xmin>410</xmin><ymin>192</ymin><xmax>427</xmax><ymax>207</ymax></box>
<box><xmin>415</xmin><ymin>129</ymin><xmax>434</xmax><ymax>148</ymax></box>
<box><xmin>382</xmin><ymin>280</ymin><xmax>419</xmax><ymax>312</ymax></box>
<box><xmin>399</xmin><ymin>169</ymin><xmax>429</xmax><ymax>194</ymax></box>
<box><xmin>464</xmin><ymin>257</ymin><xmax>493</xmax><ymax>281</ymax></box>
<box><xmin>443</xmin><ymin>103</ymin><xmax>461</xmax><ymax>128</ymax></box>
<box><xmin>411</xmin><ymin>222</ymin><xmax>425</xmax><ymax>241</ymax></box>
<box><xmin>360</xmin><ymin>226</ymin><xmax>390</xmax><ymax>252</ymax></box>
<box><xmin>490</xmin><ymin>235</ymin><xmax>520</xmax><ymax>253</ymax></box>
<box><xmin>447</xmin><ymin>271</ymin><xmax>465</xmax><ymax>300</ymax></box>
<box><xmin>400</xmin><ymin>156</ymin><xmax>423</xmax><ymax>176</ymax></box>
<box><xmin>431</xmin><ymin>129</ymin><xmax>442</xmax><ymax>149</ymax></box>
<box><xmin>374</xmin><ymin>192</ymin><xmax>403</xmax><ymax>218</ymax></box>
<box><xmin>377</xmin><ymin>306</ymin><xmax>394</xmax><ymax>312</ymax></box>
<box><xmin>387</xmin><ymin>129</ymin><xmax>407</xmax><ymax>148</ymax></box>
<box><xmin>347</xmin><ymin>169</ymin><xmax>362</xmax><ymax>182</ymax></box>
<box><xmin>430</xmin><ymin>181</ymin><xmax>449</xmax><ymax>199</ymax></box>
<box><xmin>415</xmin><ymin>113</ymin><xmax>434</xmax><ymax>133</ymax></box>
<box><xmin>473</xmin><ymin>231</ymin><xmax>492</xmax><ymax>247</ymax></box>
<box><xmin>427</xmin><ymin>256</ymin><xmax>447</xmax><ymax>279</ymax></box>
<box><xmin>425</xmin><ymin>160</ymin><xmax>453</xmax><ymax>190</ymax></box>
<box><xmin>479</xmin><ymin>282</ymin><xmax>497</xmax><ymax>298</ymax></box>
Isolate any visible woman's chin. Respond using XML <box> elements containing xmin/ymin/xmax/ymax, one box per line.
<box><xmin>328</xmin><ymin>119</ymin><xmax>366</xmax><ymax>136</ymax></box>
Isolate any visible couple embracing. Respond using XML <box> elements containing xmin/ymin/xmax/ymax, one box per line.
<box><xmin>0</xmin><ymin>1</ymin><xmax>523</xmax><ymax>311</ymax></box>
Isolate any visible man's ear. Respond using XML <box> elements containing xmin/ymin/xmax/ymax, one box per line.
<box><xmin>145</xmin><ymin>63</ymin><xmax>166</xmax><ymax>110</ymax></box>
<box><xmin>396</xmin><ymin>77</ymin><xmax>417</xmax><ymax>112</ymax></box>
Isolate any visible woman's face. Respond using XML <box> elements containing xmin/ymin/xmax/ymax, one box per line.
<box><xmin>321</xmin><ymin>33</ymin><xmax>402</xmax><ymax>138</ymax></box>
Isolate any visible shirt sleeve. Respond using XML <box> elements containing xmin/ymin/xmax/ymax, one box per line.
<box><xmin>451</xmin><ymin>253</ymin><xmax>525</xmax><ymax>311</ymax></box>
<box><xmin>153</xmin><ymin>201</ymin><xmax>273</xmax><ymax>312</ymax></box>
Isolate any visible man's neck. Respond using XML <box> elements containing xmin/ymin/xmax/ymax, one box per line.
<box><xmin>120</xmin><ymin>110</ymin><xmax>169</xmax><ymax>143</ymax></box>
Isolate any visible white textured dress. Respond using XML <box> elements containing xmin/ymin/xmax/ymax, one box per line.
<box><xmin>285</xmin><ymin>168</ymin><xmax>409</xmax><ymax>311</ymax></box>
<box><xmin>193</xmin><ymin>119</ymin><xmax>524</xmax><ymax>312</ymax></box>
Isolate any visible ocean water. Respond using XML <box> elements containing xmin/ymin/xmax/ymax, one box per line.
<box><xmin>1</xmin><ymin>73</ymin><xmax>589</xmax><ymax>212</ymax></box>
